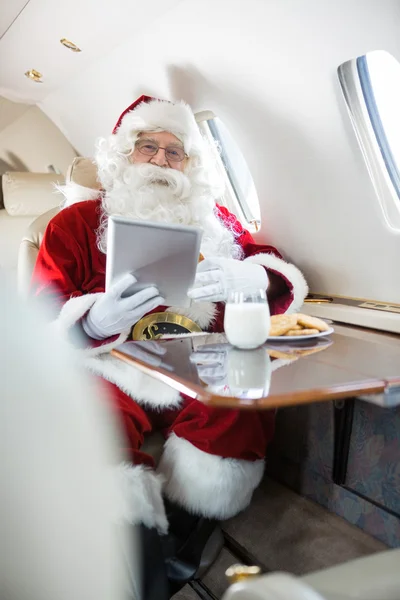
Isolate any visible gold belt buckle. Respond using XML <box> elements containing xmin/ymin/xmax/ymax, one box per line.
<box><xmin>131</xmin><ymin>312</ymin><xmax>203</xmax><ymax>341</ymax></box>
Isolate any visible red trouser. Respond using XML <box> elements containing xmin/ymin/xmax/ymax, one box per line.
<box><xmin>101</xmin><ymin>378</ymin><xmax>276</xmax><ymax>467</ymax></box>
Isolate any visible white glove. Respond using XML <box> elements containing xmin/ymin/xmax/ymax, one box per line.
<box><xmin>189</xmin><ymin>345</ymin><xmax>231</xmax><ymax>384</ymax></box>
<box><xmin>119</xmin><ymin>341</ymin><xmax>170</xmax><ymax>369</ymax></box>
<box><xmin>82</xmin><ymin>273</ymin><xmax>164</xmax><ymax>340</ymax></box>
<box><xmin>187</xmin><ymin>257</ymin><xmax>268</xmax><ymax>303</ymax></box>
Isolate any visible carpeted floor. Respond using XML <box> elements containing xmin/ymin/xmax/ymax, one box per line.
<box><xmin>174</xmin><ymin>476</ymin><xmax>387</xmax><ymax>599</ymax></box>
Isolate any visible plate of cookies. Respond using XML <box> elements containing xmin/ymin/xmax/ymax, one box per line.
<box><xmin>268</xmin><ymin>313</ymin><xmax>333</xmax><ymax>340</ymax></box>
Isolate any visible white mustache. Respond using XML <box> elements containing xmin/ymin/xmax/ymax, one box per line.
<box><xmin>121</xmin><ymin>163</ymin><xmax>191</xmax><ymax>200</ymax></box>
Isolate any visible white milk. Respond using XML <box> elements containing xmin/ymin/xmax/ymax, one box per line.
<box><xmin>224</xmin><ymin>302</ymin><xmax>270</xmax><ymax>349</ymax></box>
<box><xmin>227</xmin><ymin>348</ymin><xmax>272</xmax><ymax>392</ymax></box>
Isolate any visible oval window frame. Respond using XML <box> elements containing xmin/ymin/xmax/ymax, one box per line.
<box><xmin>338</xmin><ymin>50</ymin><xmax>400</xmax><ymax>231</ymax></box>
<box><xmin>195</xmin><ymin>110</ymin><xmax>261</xmax><ymax>232</ymax></box>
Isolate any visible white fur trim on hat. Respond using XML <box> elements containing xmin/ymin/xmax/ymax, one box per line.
<box><xmin>117</xmin><ymin>99</ymin><xmax>204</xmax><ymax>156</ymax></box>
<box><xmin>244</xmin><ymin>253</ymin><xmax>308</xmax><ymax>314</ymax></box>
<box><xmin>157</xmin><ymin>433</ymin><xmax>264</xmax><ymax>519</ymax></box>
<box><xmin>115</xmin><ymin>463</ymin><xmax>168</xmax><ymax>533</ymax></box>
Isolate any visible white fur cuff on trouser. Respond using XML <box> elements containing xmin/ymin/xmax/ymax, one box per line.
<box><xmin>157</xmin><ymin>434</ymin><xmax>264</xmax><ymax>520</ymax></box>
<box><xmin>115</xmin><ymin>463</ymin><xmax>168</xmax><ymax>534</ymax></box>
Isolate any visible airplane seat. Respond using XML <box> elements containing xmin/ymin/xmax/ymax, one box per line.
<box><xmin>1</xmin><ymin>170</ymin><xmax>64</xmax><ymax>279</ymax></box>
<box><xmin>65</xmin><ymin>155</ymin><xmax>101</xmax><ymax>189</ymax></box>
<box><xmin>17</xmin><ymin>205</ymin><xmax>60</xmax><ymax>295</ymax></box>
<box><xmin>222</xmin><ymin>548</ymin><xmax>400</xmax><ymax>599</ymax></box>
<box><xmin>17</xmin><ymin>157</ymin><xmax>100</xmax><ymax>295</ymax></box>
<box><xmin>302</xmin><ymin>547</ymin><xmax>400</xmax><ymax>600</ymax></box>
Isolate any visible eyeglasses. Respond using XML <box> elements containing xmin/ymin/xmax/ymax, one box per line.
<box><xmin>135</xmin><ymin>139</ymin><xmax>187</xmax><ymax>162</ymax></box>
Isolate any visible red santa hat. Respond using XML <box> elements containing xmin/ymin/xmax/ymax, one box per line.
<box><xmin>112</xmin><ymin>94</ymin><xmax>204</xmax><ymax>157</ymax></box>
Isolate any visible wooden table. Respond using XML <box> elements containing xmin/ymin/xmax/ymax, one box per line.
<box><xmin>111</xmin><ymin>323</ymin><xmax>400</xmax><ymax>410</ymax></box>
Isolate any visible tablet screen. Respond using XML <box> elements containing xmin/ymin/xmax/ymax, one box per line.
<box><xmin>106</xmin><ymin>216</ymin><xmax>202</xmax><ymax>307</ymax></box>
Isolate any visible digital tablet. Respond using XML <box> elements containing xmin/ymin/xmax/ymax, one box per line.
<box><xmin>105</xmin><ymin>216</ymin><xmax>203</xmax><ymax>307</ymax></box>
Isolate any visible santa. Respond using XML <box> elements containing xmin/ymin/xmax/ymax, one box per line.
<box><xmin>32</xmin><ymin>95</ymin><xmax>308</xmax><ymax>589</ymax></box>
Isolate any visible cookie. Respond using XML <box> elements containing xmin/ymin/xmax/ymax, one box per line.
<box><xmin>268</xmin><ymin>349</ymin><xmax>298</xmax><ymax>360</ymax></box>
<box><xmin>285</xmin><ymin>328</ymin><xmax>319</xmax><ymax>336</ymax></box>
<box><xmin>269</xmin><ymin>314</ymin><xmax>298</xmax><ymax>336</ymax></box>
<box><xmin>294</xmin><ymin>346</ymin><xmax>329</xmax><ymax>357</ymax></box>
<box><xmin>296</xmin><ymin>314</ymin><xmax>330</xmax><ymax>332</ymax></box>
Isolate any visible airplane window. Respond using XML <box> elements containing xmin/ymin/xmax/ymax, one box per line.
<box><xmin>358</xmin><ymin>52</ymin><xmax>400</xmax><ymax>198</ymax></box>
<box><xmin>338</xmin><ymin>50</ymin><xmax>400</xmax><ymax>229</ymax></box>
<box><xmin>195</xmin><ymin>111</ymin><xmax>261</xmax><ymax>232</ymax></box>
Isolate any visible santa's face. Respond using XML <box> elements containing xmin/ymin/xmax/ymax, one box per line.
<box><xmin>130</xmin><ymin>131</ymin><xmax>188</xmax><ymax>173</ymax></box>
<box><xmin>97</xmin><ymin>130</ymin><xmax>194</xmax><ymax>236</ymax></box>
<box><xmin>95</xmin><ymin>124</ymin><xmax>241</xmax><ymax>259</ymax></box>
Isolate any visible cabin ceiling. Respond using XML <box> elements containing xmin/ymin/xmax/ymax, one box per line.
<box><xmin>0</xmin><ymin>0</ymin><xmax>30</xmax><ymax>39</ymax></box>
<box><xmin>0</xmin><ymin>0</ymin><xmax>184</xmax><ymax>104</ymax></box>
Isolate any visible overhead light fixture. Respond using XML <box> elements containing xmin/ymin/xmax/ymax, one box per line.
<box><xmin>25</xmin><ymin>69</ymin><xmax>43</xmax><ymax>83</ymax></box>
<box><xmin>60</xmin><ymin>38</ymin><xmax>82</xmax><ymax>52</ymax></box>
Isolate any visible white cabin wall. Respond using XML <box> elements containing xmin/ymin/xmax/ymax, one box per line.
<box><xmin>0</xmin><ymin>98</ymin><xmax>77</xmax><ymax>175</ymax></box>
<box><xmin>39</xmin><ymin>0</ymin><xmax>400</xmax><ymax>303</ymax></box>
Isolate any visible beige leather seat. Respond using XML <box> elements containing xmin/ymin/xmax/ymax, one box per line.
<box><xmin>17</xmin><ymin>157</ymin><xmax>101</xmax><ymax>295</ymax></box>
<box><xmin>1</xmin><ymin>171</ymin><xmax>64</xmax><ymax>278</ymax></box>
<box><xmin>222</xmin><ymin>548</ymin><xmax>400</xmax><ymax>599</ymax></box>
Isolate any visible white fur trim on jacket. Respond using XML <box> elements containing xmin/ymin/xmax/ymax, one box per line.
<box><xmin>166</xmin><ymin>301</ymin><xmax>217</xmax><ymax>330</ymax></box>
<box><xmin>85</xmin><ymin>353</ymin><xmax>182</xmax><ymax>410</ymax></box>
<box><xmin>57</xmin><ymin>182</ymin><xmax>100</xmax><ymax>209</ymax></box>
<box><xmin>53</xmin><ymin>293</ymin><xmax>129</xmax><ymax>357</ymax></box>
<box><xmin>55</xmin><ymin>294</ymin><xmax>182</xmax><ymax>409</ymax></box>
<box><xmin>157</xmin><ymin>434</ymin><xmax>264</xmax><ymax>520</ymax></box>
<box><xmin>115</xmin><ymin>463</ymin><xmax>168</xmax><ymax>533</ymax></box>
<box><xmin>244</xmin><ymin>253</ymin><xmax>308</xmax><ymax>314</ymax></box>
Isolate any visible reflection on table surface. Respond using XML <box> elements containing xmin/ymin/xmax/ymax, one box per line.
<box><xmin>113</xmin><ymin>327</ymin><xmax>400</xmax><ymax>407</ymax></box>
<box><xmin>112</xmin><ymin>325</ymin><xmax>400</xmax><ymax>408</ymax></box>
<box><xmin>114</xmin><ymin>334</ymin><xmax>394</xmax><ymax>408</ymax></box>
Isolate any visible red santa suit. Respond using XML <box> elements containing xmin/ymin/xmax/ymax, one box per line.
<box><xmin>31</xmin><ymin>97</ymin><xmax>308</xmax><ymax>532</ymax></box>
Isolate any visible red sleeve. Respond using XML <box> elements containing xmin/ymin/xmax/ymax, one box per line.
<box><xmin>31</xmin><ymin>220</ymin><xmax>85</xmax><ymax>313</ymax></box>
<box><xmin>215</xmin><ymin>205</ymin><xmax>282</xmax><ymax>258</ymax></box>
<box><xmin>31</xmin><ymin>215</ymin><xmax>117</xmax><ymax>349</ymax></box>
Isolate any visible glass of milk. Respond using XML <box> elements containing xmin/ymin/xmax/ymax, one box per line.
<box><xmin>224</xmin><ymin>289</ymin><xmax>270</xmax><ymax>349</ymax></box>
<box><xmin>227</xmin><ymin>347</ymin><xmax>272</xmax><ymax>398</ymax></box>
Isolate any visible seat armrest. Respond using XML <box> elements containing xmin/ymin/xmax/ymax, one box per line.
<box><xmin>17</xmin><ymin>207</ymin><xmax>59</xmax><ymax>295</ymax></box>
<box><xmin>18</xmin><ymin>239</ymin><xmax>43</xmax><ymax>296</ymax></box>
<box><xmin>0</xmin><ymin>210</ymin><xmax>34</xmax><ymax>272</ymax></box>
<box><xmin>302</xmin><ymin>549</ymin><xmax>400</xmax><ymax>600</ymax></box>
<box><xmin>222</xmin><ymin>572</ymin><xmax>325</xmax><ymax>600</ymax></box>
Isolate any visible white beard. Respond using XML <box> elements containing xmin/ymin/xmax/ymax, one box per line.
<box><xmin>97</xmin><ymin>162</ymin><xmax>242</xmax><ymax>259</ymax></box>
